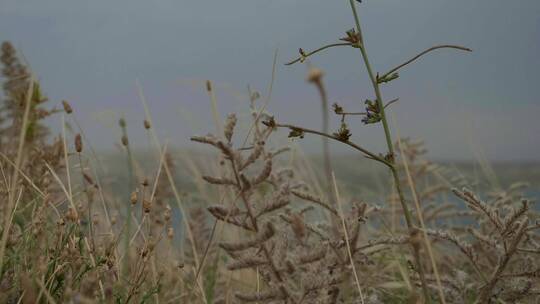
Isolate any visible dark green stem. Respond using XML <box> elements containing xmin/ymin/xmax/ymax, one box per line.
<box><xmin>285</xmin><ymin>43</ymin><xmax>352</xmax><ymax>65</ymax></box>
<box><xmin>347</xmin><ymin>0</ymin><xmax>431</xmax><ymax>302</ymax></box>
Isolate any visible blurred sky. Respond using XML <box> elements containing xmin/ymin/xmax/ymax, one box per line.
<box><xmin>1</xmin><ymin>0</ymin><xmax>539</xmax><ymax>161</ymax></box>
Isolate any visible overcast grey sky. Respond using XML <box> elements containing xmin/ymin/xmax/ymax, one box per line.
<box><xmin>1</xmin><ymin>0</ymin><xmax>539</xmax><ymax>161</ymax></box>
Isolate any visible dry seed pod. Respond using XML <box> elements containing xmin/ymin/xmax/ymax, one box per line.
<box><xmin>143</xmin><ymin>199</ymin><xmax>152</xmax><ymax>213</ymax></box>
<box><xmin>62</xmin><ymin>100</ymin><xmax>73</xmax><ymax>114</ymax></box>
<box><xmin>74</xmin><ymin>134</ymin><xmax>82</xmax><ymax>153</ymax></box>
<box><xmin>130</xmin><ymin>191</ymin><xmax>138</xmax><ymax>205</ymax></box>
<box><xmin>121</xmin><ymin>135</ymin><xmax>129</xmax><ymax>146</ymax></box>
<box><xmin>306</xmin><ymin>67</ymin><xmax>324</xmax><ymax>84</ymax></box>
<box><xmin>206</xmin><ymin>80</ymin><xmax>212</xmax><ymax>92</ymax></box>
<box><xmin>82</xmin><ymin>172</ymin><xmax>94</xmax><ymax>186</ymax></box>
<box><xmin>143</xmin><ymin>119</ymin><xmax>151</xmax><ymax>129</ymax></box>
<box><xmin>224</xmin><ymin>113</ymin><xmax>237</xmax><ymax>142</ymax></box>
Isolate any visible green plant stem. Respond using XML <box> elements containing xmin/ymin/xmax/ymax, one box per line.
<box><xmin>120</xmin><ymin>122</ymin><xmax>135</xmax><ymax>277</ymax></box>
<box><xmin>379</xmin><ymin>45</ymin><xmax>472</xmax><ymax>81</ymax></box>
<box><xmin>285</xmin><ymin>43</ymin><xmax>352</xmax><ymax>65</ymax></box>
<box><xmin>266</xmin><ymin>121</ymin><xmax>390</xmax><ymax>167</ymax></box>
<box><xmin>347</xmin><ymin>0</ymin><xmax>431</xmax><ymax>302</ymax></box>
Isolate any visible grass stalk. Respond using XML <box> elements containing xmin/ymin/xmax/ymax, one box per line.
<box><xmin>119</xmin><ymin>117</ymin><xmax>136</xmax><ymax>276</ymax></box>
<box><xmin>347</xmin><ymin>0</ymin><xmax>431</xmax><ymax>301</ymax></box>
<box><xmin>332</xmin><ymin>172</ymin><xmax>365</xmax><ymax>303</ymax></box>
<box><xmin>0</xmin><ymin>78</ymin><xmax>34</xmax><ymax>278</ymax></box>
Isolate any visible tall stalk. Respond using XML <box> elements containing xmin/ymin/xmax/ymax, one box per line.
<box><xmin>268</xmin><ymin>2</ymin><xmax>470</xmax><ymax>301</ymax></box>
<box><xmin>120</xmin><ymin>117</ymin><xmax>135</xmax><ymax>275</ymax></box>
<box><xmin>346</xmin><ymin>1</ymin><xmax>431</xmax><ymax>301</ymax></box>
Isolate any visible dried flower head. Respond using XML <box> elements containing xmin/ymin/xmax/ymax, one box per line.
<box><xmin>143</xmin><ymin>119</ymin><xmax>151</xmax><ymax>130</ymax></box>
<box><xmin>74</xmin><ymin>133</ymin><xmax>82</xmax><ymax>153</ymax></box>
<box><xmin>121</xmin><ymin>135</ymin><xmax>129</xmax><ymax>146</ymax></box>
<box><xmin>306</xmin><ymin>67</ymin><xmax>324</xmax><ymax>84</ymax></box>
<box><xmin>143</xmin><ymin>199</ymin><xmax>152</xmax><ymax>213</ymax></box>
<box><xmin>130</xmin><ymin>191</ymin><xmax>138</xmax><ymax>205</ymax></box>
<box><xmin>333</xmin><ymin>122</ymin><xmax>352</xmax><ymax>142</ymax></box>
<box><xmin>224</xmin><ymin>113</ymin><xmax>237</xmax><ymax>143</ymax></box>
<box><xmin>62</xmin><ymin>100</ymin><xmax>73</xmax><ymax>114</ymax></box>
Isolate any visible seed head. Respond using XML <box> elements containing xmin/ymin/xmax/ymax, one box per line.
<box><xmin>119</xmin><ymin>118</ymin><xmax>126</xmax><ymax>128</ymax></box>
<box><xmin>143</xmin><ymin>199</ymin><xmax>152</xmax><ymax>213</ymax></box>
<box><xmin>130</xmin><ymin>191</ymin><xmax>138</xmax><ymax>205</ymax></box>
<box><xmin>143</xmin><ymin>119</ymin><xmax>151</xmax><ymax>130</ymax></box>
<box><xmin>306</xmin><ymin>67</ymin><xmax>324</xmax><ymax>84</ymax></box>
<box><xmin>74</xmin><ymin>134</ymin><xmax>82</xmax><ymax>153</ymax></box>
<box><xmin>224</xmin><ymin>113</ymin><xmax>237</xmax><ymax>142</ymax></box>
<box><xmin>121</xmin><ymin>135</ymin><xmax>129</xmax><ymax>146</ymax></box>
<box><xmin>62</xmin><ymin>100</ymin><xmax>73</xmax><ymax>114</ymax></box>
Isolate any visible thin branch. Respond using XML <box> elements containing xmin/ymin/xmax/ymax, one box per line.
<box><xmin>379</xmin><ymin>45</ymin><xmax>472</xmax><ymax>80</ymax></box>
<box><xmin>285</xmin><ymin>43</ymin><xmax>352</xmax><ymax>66</ymax></box>
<box><xmin>264</xmin><ymin>121</ymin><xmax>390</xmax><ymax>167</ymax></box>
<box><xmin>337</xmin><ymin>98</ymin><xmax>399</xmax><ymax>119</ymax></box>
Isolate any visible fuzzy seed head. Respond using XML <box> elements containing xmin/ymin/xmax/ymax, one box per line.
<box><xmin>224</xmin><ymin>113</ymin><xmax>237</xmax><ymax>142</ymax></box>
<box><xmin>306</xmin><ymin>67</ymin><xmax>324</xmax><ymax>84</ymax></box>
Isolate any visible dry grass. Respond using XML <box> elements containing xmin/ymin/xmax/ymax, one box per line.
<box><xmin>0</xmin><ymin>3</ymin><xmax>539</xmax><ymax>302</ymax></box>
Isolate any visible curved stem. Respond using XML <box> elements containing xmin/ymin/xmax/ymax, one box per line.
<box><xmin>266</xmin><ymin>121</ymin><xmax>391</xmax><ymax>168</ymax></box>
<box><xmin>380</xmin><ymin>45</ymin><xmax>472</xmax><ymax>80</ymax></box>
<box><xmin>285</xmin><ymin>43</ymin><xmax>352</xmax><ymax>66</ymax></box>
